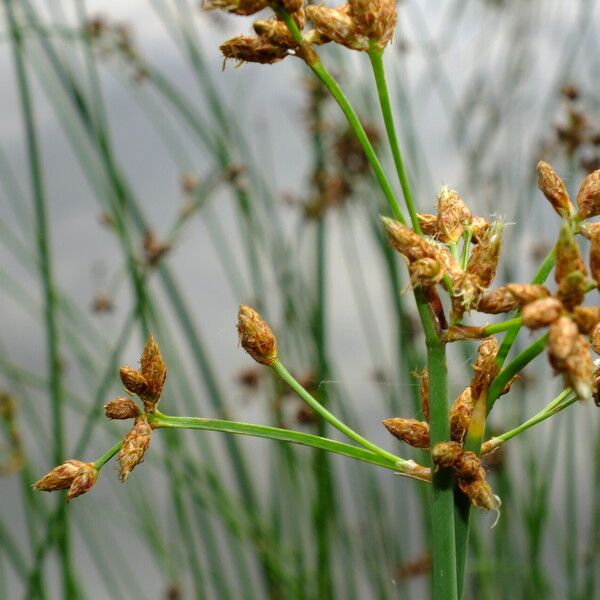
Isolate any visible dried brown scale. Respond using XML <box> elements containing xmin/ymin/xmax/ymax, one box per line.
<box><xmin>451</xmin><ymin>272</ymin><xmax>484</xmax><ymax>319</ymax></box>
<box><xmin>557</xmin><ymin>270</ymin><xmax>588</xmax><ymax>310</ymax></box>
<box><xmin>572</xmin><ymin>306</ymin><xmax>600</xmax><ymax>334</ymax></box>
<box><xmin>458</xmin><ymin>477</ymin><xmax>500</xmax><ymax>512</ymax></box>
<box><xmin>139</xmin><ymin>336</ymin><xmax>167</xmax><ymax>407</ymax></box>
<box><xmin>383</xmin><ymin>418</ymin><xmax>430</xmax><ymax>449</ymax></box>
<box><xmin>579</xmin><ymin>222</ymin><xmax>600</xmax><ymax>241</ymax></box>
<box><xmin>436</xmin><ymin>187</ymin><xmax>471</xmax><ymax>243</ymax></box>
<box><xmin>442</xmin><ymin>325</ymin><xmax>486</xmax><ymax>343</ymax></box>
<box><xmin>536</xmin><ymin>160</ymin><xmax>574</xmax><ymax>218</ymax></box>
<box><xmin>477</xmin><ymin>287</ymin><xmax>519</xmax><ymax>314</ymax></box>
<box><xmin>466</xmin><ymin>225</ymin><xmax>502</xmax><ymax>289</ymax></box>
<box><xmin>470</xmin><ymin>338</ymin><xmax>500</xmax><ymax>401</ymax></box>
<box><xmin>505</xmin><ymin>283</ymin><xmax>551</xmax><ymax>305</ymax></box>
<box><xmin>563</xmin><ymin>334</ymin><xmax>594</xmax><ymax>400</ymax></box>
<box><xmin>589</xmin><ymin>229</ymin><xmax>600</xmax><ymax>290</ymax></box>
<box><xmin>409</xmin><ymin>258</ymin><xmax>444</xmax><ymax>288</ymax></box>
<box><xmin>33</xmin><ymin>459</ymin><xmax>86</xmax><ymax>492</ymax></box>
<box><xmin>237</xmin><ymin>305</ymin><xmax>278</xmax><ymax>366</ymax></box>
<box><xmin>119</xmin><ymin>416</ymin><xmax>152</xmax><ymax>481</ymax></box>
<box><xmin>253</xmin><ymin>19</ymin><xmax>297</xmax><ymax>49</ymax></box>
<box><xmin>67</xmin><ymin>464</ymin><xmax>99</xmax><ymax>501</ymax></box>
<box><xmin>470</xmin><ymin>216</ymin><xmax>491</xmax><ymax>243</ymax></box>
<box><xmin>521</xmin><ymin>297</ymin><xmax>564</xmax><ymax>329</ymax></box>
<box><xmin>590</xmin><ymin>322</ymin><xmax>600</xmax><ymax>354</ymax></box>
<box><xmin>555</xmin><ymin>225</ymin><xmax>586</xmax><ymax>285</ymax></box>
<box><xmin>431</xmin><ymin>441</ymin><xmax>462</xmax><ymax>469</ymax></box>
<box><xmin>119</xmin><ymin>367</ymin><xmax>148</xmax><ymax>397</ymax></box>
<box><xmin>104</xmin><ymin>397</ymin><xmax>140</xmax><ymax>420</ymax></box>
<box><xmin>202</xmin><ymin>0</ymin><xmax>267</xmax><ymax>16</ymax></box>
<box><xmin>453</xmin><ymin>451</ymin><xmax>484</xmax><ymax>481</ymax></box>
<box><xmin>500</xmin><ymin>374</ymin><xmax>519</xmax><ymax>397</ymax></box>
<box><xmin>415</xmin><ymin>369</ymin><xmax>430</xmax><ymax>422</ymax></box>
<box><xmin>348</xmin><ymin>0</ymin><xmax>397</xmax><ymax>49</ymax></box>
<box><xmin>416</xmin><ymin>213</ymin><xmax>439</xmax><ymax>237</ymax></box>
<box><xmin>480</xmin><ymin>437</ymin><xmax>502</xmax><ymax>456</ymax></box>
<box><xmin>576</xmin><ymin>168</ymin><xmax>600</xmax><ymax>219</ymax></box>
<box><xmin>548</xmin><ymin>316</ymin><xmax>579</xmax><ymax>364</ymax></box>
<box><xmin>450</xmin><ymin>387</ymin><xmax>474</xmax><ymax>443</ymax></box>
<box><xmin>220</xmin><ymin>36</ymin><xmax>289</xmax><ymax>65</ymax></box>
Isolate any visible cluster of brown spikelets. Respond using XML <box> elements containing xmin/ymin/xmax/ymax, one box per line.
<box><xmin>202</xmin><ymin>0</ymin><xmax>396</xmax><ymax>66</ymax></box>
<box><xmin>33</xmin><ymin>337</ymin><xmax>167</xmax><ymax>499</ymax></box>
<box><xmin>381</xmin><ymin>161</ymin><xmax>600</xmax><ymax>510</ymax></box>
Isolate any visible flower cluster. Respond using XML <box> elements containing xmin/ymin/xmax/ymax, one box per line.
<box><xmin>203</xmin><ymin>0</ymin><xmax>397</xmax><ymax>67</ymax></box>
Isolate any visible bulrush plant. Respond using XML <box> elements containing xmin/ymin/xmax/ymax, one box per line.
<box><xmin>33</xmin><ymin>1</ymin><xmax>600</xmax><ymax>598</ymax></box>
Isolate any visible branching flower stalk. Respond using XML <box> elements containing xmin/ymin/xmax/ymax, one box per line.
<box><xmin>33</xmin><ymin>3</ymin><xmax>600</xmax><ymax>599</ymax></box>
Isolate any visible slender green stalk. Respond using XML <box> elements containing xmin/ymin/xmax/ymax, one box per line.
<box><xmin>482</xmin><ymin>317</ymin><xmax>523</xmax><ymax>336</ymax></box>
<box><xmin>368</xmin><ymin>47</ymin><xmax>421</xmax><ymax>232</ymax></box>
<box><xmin>93</xmin><ymin>441</ymin><xmax>121</xmax><ymax>470</ymax></box>
<box><xmin>151</xmin><ymin>413</ymin><xmax>410</xmax><ymax>473</ymax></box>
<box><xmin>3</xmin><ymin>3</ymin><xmax>74</xmax><ymax>597</ymax></box>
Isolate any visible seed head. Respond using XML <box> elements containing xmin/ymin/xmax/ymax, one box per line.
<box><xmin>201</xmin><ymin>0</ymin><xmax>267</xmax><ymax>16</ymax></box>
<box><xmin>220</xmin><ymin>35</ymin><xmax>289</xmax><ymax>65</ymax></box>
<box><xmin>416</xmin><ymin>213</ymin><xmax>439</xmax><ymax>237</ymax></box>
<box><xmin>431</xmin><ymin>441</ymin><xmax>462</xmax><ymax>469</ymax></box>
<box><xmin>476</xmin><ymin>287</ymin><xmax>519</xmax><ymax>314</ymax></box>
<box><xmin>104</xmin><ymin>397</ymin><xmax>140</xmax><ymax>420</ymax></box>
<box><xmin>521</xmin><ymin>297</ymin><xmax>564</xmax><ymax>329</ymax></box>
<box><xmin>408</xmin><ymin>258</ymin><xmax>444</xmax><ymax>288</ymax></box>
<box><xmin>306</xmin><ymin>5</ymin><xmax>366</xmax><ymax>51</ymax></box>
<box><xmin>536</xmin><ymin>160</ymin><xmax>574</xmax><ymax>218</ymax></box>
<box><xmin>572</xmin><ymin>306</ymin><xmax>600</xmax><ymax>334</ymax></box>
<box><xmin>139</xmin><ymin>336</ymin><xmax>167</xmax><ymax>408</ymax></box>
<box><xmin>33</xmin><ymin>459</ymin><xmax>87</xmax><ymax>492</ymax></box>
<box><xmin>555</xmin><ymin>224</ymin><xmax>586</xmax><ymax>285</ymax></box>
<box><xmin>467</xmin><ymin>222</ymin><xmax>503</xmax><ymax>289</ymax></box>
<box><xmin>450</xmin><ymin>387</ymin><xmax>474</xmax><ymax>443</ymax></box>
<box><xmin>579</xmin><ymin>222</ymin><xmax>600</xmax><ymax>241</ymax></box>
<box><xmin>383</xmin><ymin>418</ymin><xmax>430</xmax><ymax>449</ymax></box>
<box><xmin>459</xmin><ymin>477</ymin><xmax>500</xmax><ymax>512</ymax></box>
<box><xmin>471</xmin><ymin>338</ymin><xmax>500</xmax><ymax>401</ymax></box>
<box><xmin>118</xmin><ymin>416</ymin><xmax>152</xmax><ymax>481</ymax></box>
<box><xmin>557</xmin><ymin>270</ymin><xmax>588</xmax><ymax>310</ymax></box>
<box><xmin>576</xmin><ymin>168</ymin><xmax>600</xmax><ymax>220</ymax></box>
<box><xmin>436</xmin><ymin>186</ymin><xmax>471</xmax><ymax>243</ymax></box>
<box><xmin>454</xmin><ymin>451</ymin><xmax>484</xmax><ymax>480</ymax></box>
<box><xmin>253</xmin><ymin>18</ymin><xmax>296</xmax><ymax>49</ymax></box>
<box><xmin>505</xmin><ymin>283</ymin><xmax>550</xmax><ymax>306</ymax></box>
<box><xmin>119</xmin><ymin>367</ymin><xmax>148</xmax><ymax>397</ymax></box>
<box><xmin>67</xmin><ymin>463</ymin><xmax>99</xmax><ymax>501</ymax></box>
<box><xmin>237</xmin><ymin>305</ymin><xmax>278</xmax><ymax>366</ymax></box>
<box><xmin>548</xmin><ymin>316</ymin><xmax>579</xmax><ymax>365</ymax></box>
<box><xmin>348</xmin><ymin>0</ymin><xmax>397</xmax><ymax>50</ymax></box>
<box><xmin>470</xmin><ymin>216</ymin><xmax>491</xmax><ymax>242</ymax></box>
<box><xmin>564</xmin><ymin>334</ymin><xmax>594</xmax><ymax>400</ymax></box>
<box><xmin>451</xmin><ymin>272</ymin><xmax>484</xmax><ymax>320</ymax></box>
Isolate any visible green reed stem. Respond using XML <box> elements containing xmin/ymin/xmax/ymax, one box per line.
<box><xmin>3</xmin><ymin>3</ymin><xmax>75</xmax><ymax>597</ymax></box>
<box><xmin>368</xmin><ymin>47</ymin><xmax>421</xmax><ymax>232</ymax></box>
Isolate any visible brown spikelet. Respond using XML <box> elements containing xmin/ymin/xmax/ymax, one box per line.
<box><xmin>564</xmin><ymin>334</ymin><xmax>594</xmax><ymax>400</ymax></box>
<box><xmin>590</xmin><ymin>322</ymin><xmax>600</xmax><ymax>354</ymax></box>
<box><xmin>579</xmin><ymin>222</ymin><xmax>600</xmax><ymax>241</ymax></box>
<box><xmin>416</xmin><ymin>213</ymin><xmax>439</xmax><ymax>237</ymax></box>
<box><xmin>521</xmin><ymin>297</ymin><xmax>564</xmax><ymax>329</ymax></box>
<box><xmin>383</xmin><ymin>418</ymin><xmax>430</xmax><ymax>449</ymax></box>
<box><xmin>556</xmin><ymin>270</ymin><xmax>588</xmax><ymax>310</ymax></box>
<box><xmin>118</xmin><ymin>416</ymin><xmax>152</xmax><ymax>481</ymax></box>
<box><xmin>470</xmin><ymin>216</ymin><xmax>491</xmax><ymax>242</ymax></box>
<box><xmin>306</xmin><ymin>5</ymin><xmax>365</xmax><ymax>50</ymax></box>
<box><xmin>253</xmin><ymin>18</ymin><xmax>296</xmax><ymax>49</ymax></box>
<box><xmin>220</xmin><ymin>35</ymin><xmax>289</xmax><ymax>65</ymax></box>
<box><xmin>33</xmin><ymin>459</ymin><xmax>86</xmax><ymax>492</ymax></box>
<box><xmin>119</xmin><ymin>367</ymin><xmax>148</xmax><ymax>397</ymax></box>
<box><xmin>436</xmin><ymin>187</ymin><xmax>471</xmax><ymax>243</ymax></box>
<box><xmin>237</xmin><ymin>305</ymin><xmax>278</xmax><ymax>366</ymax></box>
<box><xmin>471</xmin><ymin>338</ymin><xmax>500</xmax><ymax>401</ymax></box>
<box><xmin>590</xmin><ymin>229</ymin><xmax>600</xmax><ymax>290</ymax></box>
<box><xmin>104</xmin><ymin>397</ymin><xmax>139</xmax><ymax>420</ymax></box>
<box><xmin>451</xmin><ymin>272</ymin><xmax>484</xmax><ymax>319</ymax></box>
<box><xmin>272</xmin><ymin>0</ymin><xmax>303</xmax><ymax>12</ymax></box>
<box><xmin>467</xmin><ymin>223</ymin><xmax>503</xmax><ymax>289</ymax></box>
<box><xmin>549</xmin><ymin>316</ymin><xmax>578</xmax><ymax>361</ymax></box>
<box><xmin>459</xmin><ymin>477</ymin><xmax>500</xmax><ymax>512</ymax></box>
<box><xmin>477</xmin><ymin>287</ymin><xmax>519</xmax><ymax>314</ymax></box>
<box><xmin>555</xmin><ymin>224</ymin><xmax>586</xmax><ymax>285</ymax></box>
<box><xmin>536</xmin><ymin>160</ymin><xmax>574</xmax><ymax>218</ymax></box>
<box><xmin>140</xmin><ymin>336</ymin><xmax>167</xmax><ymax>408</ymax></box>
<box><xmin>572</xmin><ymin>306</ymin><xmax>600</xmax><ymax>334</ymax></box>
<box><xmin>454</xmin><ymin>451</ymin><xmax>484</xmax><ymax>480</ymax></box>
<box><xmin>450</xmin><ymin>387</ymin><xmax>474</xmax><ymax>443</ymax></box>
<box><xmin>576</xmin><ymin>169</ymin><xmax>600</xmax><ymax>220</ymax></box>
<box><xmin>349</xmin><ymin>0</ymin><xmax>397</xmax><ymax>49</ymax></box>
<box><xmin>505</xmin><ymin>283</ymin><xmax>551</xmax><ymax>306</ymax></box>
<box><xmin>66</xmin><ymin>463</ymin><xmax>98</xmax><ymax>501</ymax></box>
<box><xmin>201</xmin><ymin>0</ymin><xmax>267</xmax><ymax>16</ymax></box>
<box><xmin>408</xmin><ymin>258</ymin><xmax>444</xmax><ymax>288</ymax></box>
<box><xmin>431</xmin><ymin>441</ymin><xmax>462</xmax><ymax>469</ymax></box>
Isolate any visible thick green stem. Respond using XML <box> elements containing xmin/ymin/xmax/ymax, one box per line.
<box><xmin>368</xmin><ymin>47</ymin><xmax>421</xmax><ymax>232</ymax></box>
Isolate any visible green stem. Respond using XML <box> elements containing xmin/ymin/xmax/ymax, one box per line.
<box><xmin>93</xmin><ymin>441</ymin><xmax>121</xmax><ymax>470</ymax></box>
<box><xmin>151</xmin><ymin>413</ymin><xmax>416</xmax><ymax>474</ymax></box>
<box><xmin>3</xmin><ymin>3</ymin><xmax>74</xmax><ymax>597</ymax></box>
<box><xmin>481</xmin><ymin>317</ymin><xmax>523</xmax><ymax>336</ymax></box>
<box><xmin>368</xmin><ymin>47</ymin><xmax>421</xmax><ymax>232</ymax></box>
